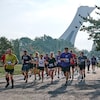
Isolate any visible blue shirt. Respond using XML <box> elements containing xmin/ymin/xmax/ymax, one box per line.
<box><xmin>60</xmin><ymin>52</ymin><xmax>72</xmax><ymax>67</ymax></box>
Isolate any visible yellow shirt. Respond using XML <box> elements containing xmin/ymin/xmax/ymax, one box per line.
<box><xmin>5</xmin><ymin>54</ymin><xmax>18</xmax><ymax>69</ymax></box>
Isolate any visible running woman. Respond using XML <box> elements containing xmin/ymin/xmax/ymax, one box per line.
<box><xmin>38</xmin><ymin>54</ymin><xmax>46</xmax><ymax>82</ymax></box>
<box><xmin>22</xmin><ymin>50</ymin><xmax>31</xmax><ymax>83</ymax></box>
<box><xmin>78</xmin><ymin>52</ymin><xmax>87</xmax><ymax>80</ymax></box>
<box><xmin>44</xmin><ymin>53</ymin><xmax>50</xmax><ymax>76</ymax></box>
<box><xmin>56</xmin><ymin>50</ymin><xmax>62</xmax><ymax>78</ymax></box>
<box><xmin>33</xmin><ymin>52</ymin><xmax>41</xmax><ymax>80</ymax></box>
<box><xmin>48</xmin><ymin>52</ymin><xmax>56</xmax><ymax>84</ymax></box>
<box><xmin>29</xmin><ymin>54</ymin><xmax>34</xmax><ymax>77</ymax></box>
<box><xmin>60</xmin><ymin>47</ymin><xmax>72</xmax><ymax>86</ymax></box>
<box><xmin>70</xmin><ymin>50</ymin><xmax>77</xmax><ymax>79</ymax></box>
<box><xmin>4</xmin><ymin>48</ymin><xmax>18</xmax><ymax>88</ymax></box>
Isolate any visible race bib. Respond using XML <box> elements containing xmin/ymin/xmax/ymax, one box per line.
<box><xmin>81</xmin><ymin>59</ymin><xmax>85</xmax><ymax>62</ymax></box>
<box><xmin>7</xmin><ymin>61</ymin><xmax>12</xmax><ymax>65</ymax></box>
<box><xmin>49</xmin><ymin>63</ymin><xmax>53</xmax><ymax>67</ymax></box>
<box><xmin>66</xmin><ymin>58</ymin><xmax>69</xmax><ymax>63</ymax></box>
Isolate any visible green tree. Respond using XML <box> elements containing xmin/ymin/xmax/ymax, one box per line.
<box><xmin>11</xmin><ymin>39</ymin><xmax>20</xmax><ymax>62</ymax></box>
<box><xmin>80</xmin><ymin>5</ymin><xmax>100</xmax><ymax>50</ymax></box>
<box><xmin>0</xmin><ymin>37</ymin><xmax>13</xmax><ymax>57</ymax></box>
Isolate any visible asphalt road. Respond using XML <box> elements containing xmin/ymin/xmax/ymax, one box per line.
<box><xmin>0</xmin><ymin>67</ymin><xmax>100</xmax><ymax>100</ymax></box>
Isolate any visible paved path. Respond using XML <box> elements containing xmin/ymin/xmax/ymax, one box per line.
<box><xmin>0</xmin><ymin>67</ymin><xmax>100</xmax><ymax>100</ymax></box>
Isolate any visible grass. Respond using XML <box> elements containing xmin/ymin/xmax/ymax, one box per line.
<box><xmin>0</xmin><ymin>64</ymin><xmax>22</xmax><ymax>78</ymax></box>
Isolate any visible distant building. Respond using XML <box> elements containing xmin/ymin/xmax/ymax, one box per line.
<box><xmin>59</xmin><ymin>6</ymin><xmax>95</xmax><ymax>46</ymax></box>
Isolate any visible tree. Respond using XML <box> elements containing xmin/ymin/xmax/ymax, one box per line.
<box><xmin>0</xmin><ymin>37</ymin><xmax>13</xmax><ymax>57</ymax></box>
<box><xmin>11</xmin><ymin>39</ymin><xmax>20</xmax><ymax>63</ymax></box>
<box><xmin>79</xmin><ymin>5</ymin><xmax>100</xmax><ymax>51</ymax></box>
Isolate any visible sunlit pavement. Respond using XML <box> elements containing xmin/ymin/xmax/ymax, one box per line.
<box><xmin>0</xmin><ymin>67</ymin><xmax>100</xmax><ymax>100</ymax></box>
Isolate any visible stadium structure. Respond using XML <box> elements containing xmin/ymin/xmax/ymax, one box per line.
<box><xmin>59</xmin><ymin>6</ymin><xmax>95</xmax><ymax>46</ymax></box>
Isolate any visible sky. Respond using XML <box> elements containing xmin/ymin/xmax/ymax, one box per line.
<box><xmin>0</xmin><ymin>0</ymin><xmax>99</xmax><ymax>51</ymax></box>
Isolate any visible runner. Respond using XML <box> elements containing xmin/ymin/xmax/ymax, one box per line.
<box><xmin>78</xmin><ymin>52</ymin><xmax>87</xmax><ymax>80</ymax></box>
<box><xmin>56</xmin><ymin>50</ymin><xmax>62</xmax><ymax>78</ymax></box>
<box><xmin>44</xmin><ymin>53</ymin><xmax>49</xmax><ymax>77</ymax></box>
<box><xmin>29</xmin><ymin>54</ymin><xmax>34</xmax><ymax>77</ymax></box>
<box><xmin>1</xmin><ymin>50</ymin><xmax>8</xmax><ymax>64</ymax></box>
<box><xmin>87</xmin><ymin>58</ymin><xmax>90</xmax><ymax>73</ymax></box>
<box><xmin>38</xmin><ymin>54</ymin><xmax>46</xmax><ymax>82</ymax></box>
<box><xmin>91</xmin><ymin>56</ymin><xmax>97</xmax><ymax>73</ymax></box>
<box><xmin>70</xmin><ymin>50</ymin><xmax>77</xmax><ymax>79</ymax></box>
<box><xmin>4</xmin><ymin>48</ymin><xmax>18</xmax><ymax>88</ymax></box>
<box><xmin>33</xmin><ymin>52</ymin><xmax>41</xmax><ymax>80</ymax></box>
<box><xmin>21</xmin><ymin>50</ymin><xmax>31</xmax><ymax>83</ymax></box>
<box><xmin>48</xmin><ymin>52</ymin><xmax>56</xmax><ymax>84</ymax></box>
<box><xmin>60</xmin><ymin>47</ymin><xmax>72</xmax><ymax>86</ymax></box>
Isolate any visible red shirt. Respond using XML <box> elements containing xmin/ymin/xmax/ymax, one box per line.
<box><xmin>70</xmin><ymin>53</ymin><xmax>76</xmax><ymax>65</ymax></box>
<box><xmin>1</xmin><ymin>54</ymin><xmax>6</xmax><ymax>63</ymax></box>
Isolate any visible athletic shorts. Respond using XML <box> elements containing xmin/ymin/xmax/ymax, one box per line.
<box><xmin>92</xmin><ymin>62</ymin><xmax>96</xmax><ymax>65</ymax></box>
<box><xmin>57</xmin><ymin>63</ymin><xmax>62</xmax><ymax>67</ymax></box>
<box><xmin>22</xmin><ymin>64</ymin><xmax>30</xmax><ymax>72</ymax></box>
<box><xmin>70</xmin><ymin>64</ymin><xmax>75</xmax><ymax>68</ymax></box>
<box><xmin>79</xmin><ymin>65</ymin><xmax>85</xmax><ymax>70</ymax></box>
<box><xmin>5</xmin><ymin>69</ymin><xmax>14</xmax><ymax>75</ymax></box>
<box><xmin>38</xmin><ymin>67</ymin><xmax>44</xmax><ymax>71</ymax></box>
<box><xmin>45</xmin><ymin>64</ymin><xmax>48</xmax><ymax>68</ymax></box>
<box><xmin>30</xmin><ymin>64</ymin><xmax>34</xmax><ymax>69</ymax></box>
<box><xmin>61</xmin><ymin>66</ymin><xmax>70</xmax><ymax>73</ymax></box>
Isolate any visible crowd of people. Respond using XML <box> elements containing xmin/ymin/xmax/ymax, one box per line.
<box><xmin>0</xmin><ymin>47</ymin><xmax>98</xmax><ymax>88</ymax></box>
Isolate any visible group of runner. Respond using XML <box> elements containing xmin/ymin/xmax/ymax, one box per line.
<box><xmin>0</xmin><ymin>47</ymin><xmax>98</xmax><ymax>88</ymax></box>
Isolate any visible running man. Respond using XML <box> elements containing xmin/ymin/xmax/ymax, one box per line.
<box><xmin>87</xmin><ymin>58</ymin><xmax>90</xmax><ymax>73</ymax></box>
<box><xmin>91</xmin><ymin>56</ymin><xmax>97</xmax><ymax>73</ymax></box>
<box><xmin>22</xmin><ymin>50</ymin><xmax>31</xmax><ymax>83</ymax></box>
<box><xmin>4</xmin><ymin>48</ymin><xmax>18</xmax><ymax>88</ymax></box>
<box><xmin>60</xmin><ymin>47</ymin><xmax>72</xmax><ymax>86</ymax></box>
<box><xmin>78</xmin><ymin>52</ymin><xmax>87</xmax><ymax>80</ymax></box>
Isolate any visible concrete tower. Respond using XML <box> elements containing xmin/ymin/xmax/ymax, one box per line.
<box><xmin>59</xmin><ymin>6</ymin><xmax>95</xmax><ymax>45</ymax></box>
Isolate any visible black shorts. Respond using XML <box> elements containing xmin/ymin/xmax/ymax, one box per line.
<box><xmin>61</xmin><ymin>66</ymin><xmax>70</xmax><ymax>73</ymax></box>
<box><xmin>45</xmin><ymin>64</ymin><xmax>48</xmax><ymax>68</ymax></box>
<box><xmin>57</xmin><ymin>63</ymin><xmax>62</xmax><ymax>67</ymax></box>
<box><xmin>79</xmin><ymin>65</ymin><xmax>85</xmax><ymax>70</ymax></box>
<box><xmin>30</xmin><ymin>64</ymin><xmax>33</xmax><ymax>69</ymax></box>
<box><xmin>92</xmin><ymin>62</ymin><xmax>96</xmax><ymax>65</ymax></box>
<box><xmin>48</xmin><ymin>66</ymin><xmax>55</xmax><ymax>69</ymax></box>
<box><xmin>5</xmin><ymin>69</ymin><xmax>14</xmax><ymax>75</ymax></box>
<box><xmin>38</xmin><ymin>67</ymin><xmax>44</xmax><ymax>71</ymax></box>
<box><xmin>70</xmin><ymin>65</ymin><xmax>75</xmax><ymax>68</ymax></box>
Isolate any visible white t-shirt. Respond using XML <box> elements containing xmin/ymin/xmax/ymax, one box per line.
<box><xmin>39</xmin><ymin>58</ymin><xmax>45</xmax><ymax>67</ymax></box>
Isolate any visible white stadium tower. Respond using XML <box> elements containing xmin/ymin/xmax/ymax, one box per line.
<box><xmin>59</xmin><ymin>6</ymin><xmax>95</xmax><ymax>46</ymax></box>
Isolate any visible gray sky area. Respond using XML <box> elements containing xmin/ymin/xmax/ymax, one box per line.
<box><xmin>0</xmin><ymin>0</ymin><xmax>99</xmax><ymax>51</ymax></box>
